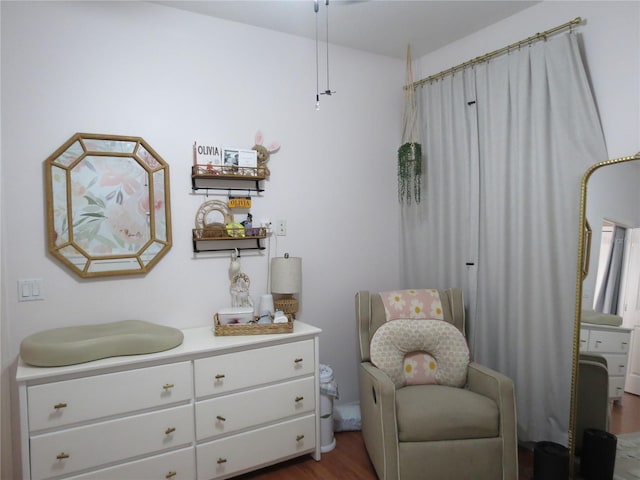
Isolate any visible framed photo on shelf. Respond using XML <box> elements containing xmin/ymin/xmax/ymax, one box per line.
<box><xmin>223</xmin><ymin>148</ymin><xmax>258</xmax><ymax>175</ymax></box>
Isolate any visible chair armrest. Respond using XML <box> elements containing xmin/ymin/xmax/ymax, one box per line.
<box><xmin>360</xmin><ymin>361</ymin><xmax>397</xmax><ymax>404</ymax></box>
<box><xmin>576</xmin><ymin>357</ymin><xmax>610</xmax><ymax>452</ymax></box>
<box><xmin>580</xmin><ymin>353</ymin><xmax>608</xmax><ymax>369</ymax></box>
<box><xmin>359</xmin><ymin>362</ymin><xmax>399</xmax><ymax>480</ymax></box>
<box><xmin>467</xmin><ymin>362</ymin><xmax>514</xmax><ymax>402</ymax></box>
<box><xmin>467</xmin><ymin>362</ymin><xmax>518</xmax><ymax>478</ymax></box>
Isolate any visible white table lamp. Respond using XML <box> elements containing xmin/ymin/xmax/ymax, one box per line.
<box><xmin>270</xmin><ymin>253</ymin><xmax>302</xmax><ymax>318</ymax></box>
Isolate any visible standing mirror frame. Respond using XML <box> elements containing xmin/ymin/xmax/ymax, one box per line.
<box><xmin>569</xmin><ymin>151</ymin><xmax>640</xmax><ymax>477</ymax></box>
<box><xmin>45</xmin><ymin>133</ymin><xmax>172</xmax><ymax>278</ymax></box>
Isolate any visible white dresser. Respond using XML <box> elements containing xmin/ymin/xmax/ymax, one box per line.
<box><xmin>580</xmin><ymin>323</ymin><xmax>631</xmax><ymax>402</ymax></box>
<box><xmin>16</xmin><ymin>322</ymin><xmax>322</xmax><ymax>480</ymax></box>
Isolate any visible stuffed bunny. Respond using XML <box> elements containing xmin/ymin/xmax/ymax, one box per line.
<box><xmin>252</xmin><ymin>131</ymin><xmax>280</xmax><ymax>177</ymax></box>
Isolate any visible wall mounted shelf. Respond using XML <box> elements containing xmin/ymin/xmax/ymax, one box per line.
<box><xmin>191</xmin><ymin>165</ymin><xmax>265</xmax><ymax>192</ymax></box>
<box><xmin>191</xmin><ymin>164</ymin><xmax>268</xmax><ymax>254</ymax></box>
<box><xmin>192</xmin><ymin>227</ymin><xmax>267</xmax><ymax>253</ymax></box>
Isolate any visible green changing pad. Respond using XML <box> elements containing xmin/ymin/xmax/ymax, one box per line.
<box><xmin>581</xmin><ymin>310</ymin><xmax>623</xmax><ymax>327</ymax></box>
<box><xmin>20</xmin><ymin>320</ymin><xmax>184</xmax><ymax>367</ymax></box>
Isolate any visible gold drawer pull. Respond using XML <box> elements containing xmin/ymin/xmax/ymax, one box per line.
<box><xmin>295</xmin><ymin>396</ymin><xmax>304</xmax><ymax>402</ymax></box>
<box><xmin>56</xmin><ymin>452</ymin><xmax>70</xmax><ymax>460</ymax></box>
<box><xmin>215</xmin><ymin>374</ymin><xmax>226</xmax><ymax>380</ymax></box>
<box><xmin>165</xmin><ymin>427</ymin><xmax>176</xmax><ymax>435</ymax></box>
<box><xmin>294</xmin><ymin>358</ymin><xmax>303</xmax><ymax>364</ymax></box>
<box><xmin>296</xmin><ymin>434</ymin><xmax>305</xmax><ymax>442</ymax></box>
<box><xmin>217</xmin><ymin>458</ymin><xmax>227</xmax><ymax>464</ymax></box>
<box><xmin>216</xmin><ymin>415</ymin><xmax>226</xmax><ymax>422</ymax></box>
<box><xmin>54</xmin><ymin>402</ymin><xmax>67</xmax><ymax>410</ymax></box>
<box><xmin>166</xmin><ymin>472</ymin><xmax>177</xmax><ymax>479</ymax></box>
<box><xmin>163</xmin><ymin>383</ymin><xmax>175</xmax><ymax>390</ymax></box>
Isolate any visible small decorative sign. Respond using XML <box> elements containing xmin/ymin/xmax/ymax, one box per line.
<box><xmin>228</xmin><ymin>196</ymin><xmax>252</xmax><ymax>209</ymax></box>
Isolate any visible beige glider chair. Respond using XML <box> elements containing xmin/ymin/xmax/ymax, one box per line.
<box><xmin>356</xmin><ymin>289</ymin><xmax>518</xmax><ymax>480</ymax></box>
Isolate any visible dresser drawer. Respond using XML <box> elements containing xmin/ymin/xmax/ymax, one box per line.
<box><xmin>65</xmin><ymin>447</ymin><xmax>195</xmax><ymax>480</ymax></box>
<box><xmin>196</xmin><ymin>414</ymin><xmax>316</xmax><ymax>480</ymax></box>
<box><xmin>30</xmin><ymin>404</ymin><xmax>194</xmax><ymax>480</ymax></box>
<box><xmin>587</xmin><ymin>330</ymin><xmax>630</xmax><ymax>354</ymax></box>
<box><xmin>28</xmin><ymin>361</ymin><xmax>192</xmax><ymax>431</ymax></box>
<box><xmin>600</xmin><ymin>353</ymin><xmax>628</xmax><ymax>376</ymax></box>
<box><xmin>194</xmin><ymin>340</ymin><xmax>315</xmax><ymax>398</ymax></box>
<box><xmin>580</xmin><ymin>329</ymin><xmax>589</xmax><ymax>351</ymax></box>
<box><xmin>195</xmin><ymin>376</ymin><xmax>315</xmax><ymax>441</ymax></box>
<box><xmin>610</xmin><ymin>376</ymin><xmax>626</xmax><ymax>399</ymax></box>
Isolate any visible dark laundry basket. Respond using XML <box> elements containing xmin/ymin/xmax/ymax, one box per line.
<box><xmin>534</xmin><ymin>441</ymin><xmax>569</xmax><ymax>480</ymax></box>
<box><xmin>580</xmin><ymin>428</ymin><xmax>617</xmax><ymax>480</ymax></box>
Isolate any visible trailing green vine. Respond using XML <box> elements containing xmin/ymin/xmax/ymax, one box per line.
<box><xmin>398</xmin><ymin>142</ymin><xmax>422</xmax><ymax>204</ymax></box>
<box><xmin>398</xmin><ymin>46</ymin><xmax>422</xmax><ymax>205</ymax></box>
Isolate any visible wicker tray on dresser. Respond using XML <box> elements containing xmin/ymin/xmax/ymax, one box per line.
<box><xmin>213</xmin><ymin>314</ymin><xmax>293</xmax><ymax>336</ymax></box>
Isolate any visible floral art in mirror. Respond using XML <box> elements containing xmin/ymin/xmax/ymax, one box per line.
<box><xmin>45</xmin><ymin>133</ymin><xmax>172</xmax><ymax>278</ymax></box>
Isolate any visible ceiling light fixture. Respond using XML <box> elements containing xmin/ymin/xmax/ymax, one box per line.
<box><xmin>315</xmin><ymin>0</ymin><xmax>335</xmax><ymax>110</ymax></box>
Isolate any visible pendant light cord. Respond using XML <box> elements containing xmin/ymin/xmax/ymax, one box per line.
<box><xmin>314</xmin><ymin>0</ymin><xmax>334</xmax><ymax>109</ymax></box>
<box><xmin>315</xmin><ymin>0</ymin><xmax>320</xmax><ymax>108</ymax></box>
<box><xmin>325</xmin><ymin>0</ymin><xmax>331</xmax><ymax>93</ymax></box>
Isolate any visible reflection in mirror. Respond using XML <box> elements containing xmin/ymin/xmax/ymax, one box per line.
<box><xmin>45</xmin><ymin>133</ymin><xmax>172</xmax><ymax>278</ymax></box>
<box><xmin>570</xmin><ymin>153</ymin><xmax>640</xmax><ymax>477</ymax></box>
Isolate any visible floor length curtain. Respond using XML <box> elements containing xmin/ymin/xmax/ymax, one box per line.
<box><xmin>594</xmin><ymin>225</ymin><xmax>627</xmax><ymax>314</ymax></box>
<box><xmin>401</xmin><ymin>32</ymin><xmax>608</xmax><ymax>444</ymax></box>
<box><xmin>400</xmin><ymin>69</ymin><xmax>478</xmax><ymax>293</ymax></box>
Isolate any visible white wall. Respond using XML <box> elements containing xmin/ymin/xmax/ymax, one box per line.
<box><xmin>0</xmin><ymin>1</ymin><xmax>402</xmax><ymax>474</ymax></box>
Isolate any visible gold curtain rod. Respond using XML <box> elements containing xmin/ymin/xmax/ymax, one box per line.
<box><xmin>409</xmin><ymin>17</ymin><xmax>583</xmax><ymax>89</ymax></box>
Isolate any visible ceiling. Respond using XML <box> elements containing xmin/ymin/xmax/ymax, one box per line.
<box><xmin>153</xmin><ymin>1</ymin><xmax>540</xmax><ymax>59</ymax></box>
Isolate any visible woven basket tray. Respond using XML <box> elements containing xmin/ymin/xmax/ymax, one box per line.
<box><xmin>213</xmin><ymin>314</ymin><xmax>293</xmax><ymax>336</ymax></box>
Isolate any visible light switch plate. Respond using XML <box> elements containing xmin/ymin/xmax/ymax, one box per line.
<box><xmin>18</xmin><ymin>279</ymin><xmax>44</xmax><ymax>302</ymax></box>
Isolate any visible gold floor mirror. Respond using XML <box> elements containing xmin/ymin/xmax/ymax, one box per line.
<box><xmin>569</xmin><ymin>152</ymin><xmax>640</xmax><ymax>478</ymax></box>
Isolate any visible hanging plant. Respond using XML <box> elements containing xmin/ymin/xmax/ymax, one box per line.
<box><xmin>398</xmin><ymin>45</ymin><xmax>422</xmax><ymax>205</ymax></box>
<box><xmin>398</xmin><ymin>142</ymin><xmax>422</xmax><ymax>204</ymax></box>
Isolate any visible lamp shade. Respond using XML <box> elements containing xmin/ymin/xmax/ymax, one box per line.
<box><xmin>271</xmin><ymin>255</ymin><xmax>302</xmax><ymax>294</ymax></box>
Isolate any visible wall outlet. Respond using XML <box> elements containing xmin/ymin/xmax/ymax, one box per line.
<box><xmin>275</xmin><ymin>219</ymin><xmax>287</xmax><ymax>236</ymax></box>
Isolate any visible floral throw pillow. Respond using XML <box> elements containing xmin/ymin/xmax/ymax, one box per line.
<box><xmin>380</xmin><ymin>289</ymin><xmax>444</xmax><ymax>321</ymax></box>
<box><xmin>403</xmin><ymin>351</ymin><xmax>438</xmax><ymax>385</ymax></box>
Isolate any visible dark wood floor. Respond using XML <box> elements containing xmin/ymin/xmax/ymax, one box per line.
<box><xmin>611</xmin><ymin>392</ymin><xmax>640</xmax><ymax>434</ymax></box>
<box><xmin>238</xmin><ymin>392</ymin><xmax>640</xmax><ymax>479</ymax></box>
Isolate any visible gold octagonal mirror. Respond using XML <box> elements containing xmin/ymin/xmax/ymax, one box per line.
<box><xmin>45</xmin><ymin>133</ymin><xmax>172</xmax><ymax>278</ymax></box>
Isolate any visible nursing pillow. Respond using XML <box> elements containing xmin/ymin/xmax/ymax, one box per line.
<box><xmin>370</xmin><ymin>319</ymin><xmax>469</xmax><ymax>389</ymax></box>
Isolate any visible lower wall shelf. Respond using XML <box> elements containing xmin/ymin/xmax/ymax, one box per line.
<box><xmin>192</xmin><ymin>228</ymin><xmax>267</xmax><ymax>252</ymax></box>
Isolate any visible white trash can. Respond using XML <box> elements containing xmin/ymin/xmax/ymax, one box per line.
<box><xmin>319</xmin><ymin>364</ymin><xmax>338</xmax><ymax>453</ymax></box>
